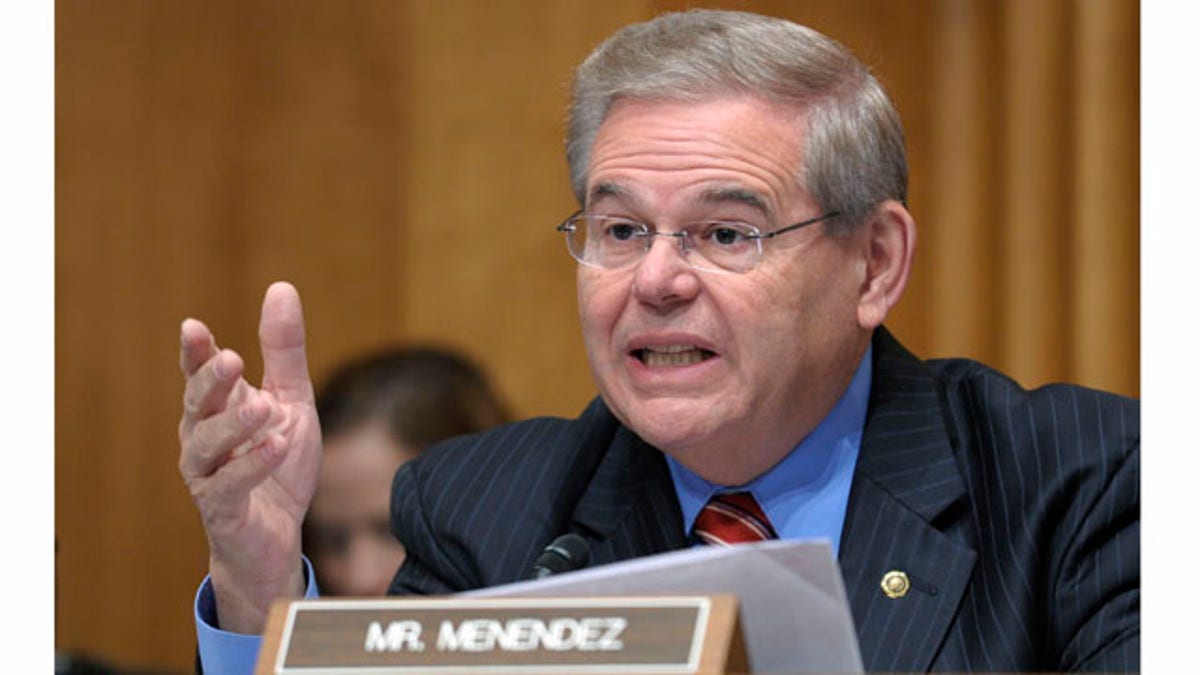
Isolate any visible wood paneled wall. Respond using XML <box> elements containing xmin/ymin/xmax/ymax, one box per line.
<box><xmin>55</xmin><ymin>1</ymin><xmax>1137</xmax><ymax>670</ymax></box>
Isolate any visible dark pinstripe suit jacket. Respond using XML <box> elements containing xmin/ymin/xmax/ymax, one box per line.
<box><xmin>388</xmin><ymin>328</ymin><xmax>1139</xmax><ymax>671</ymax></box>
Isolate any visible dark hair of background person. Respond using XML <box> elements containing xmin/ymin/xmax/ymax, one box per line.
<box><xmin>315</xmin><ymin>346</ymin><xmax>511</xmax><ymax>451</ymax></box>
<box><xmin>301</xmin><ymin>346</ymin><xmax>510</xmax><ymax>595</ymax></box>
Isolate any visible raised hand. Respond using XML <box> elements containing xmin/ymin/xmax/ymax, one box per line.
<box><xmin>178</xmin><ymin>282</ymin><xmax>323</xmax><ymax>634</ymax></box>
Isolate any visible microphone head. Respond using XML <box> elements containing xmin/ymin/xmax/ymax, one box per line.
<box><xmin>529</xmin><ymin>533</ymin><xmax>591</xmax><ymax>579</ymax></box>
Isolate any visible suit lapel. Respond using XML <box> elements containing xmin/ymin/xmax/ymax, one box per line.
<box><xmin>568</xmin><ymin>423</ymin><xmax>687</xmax><ymax>564</ymax></box>
<box><xmin>839</xmin><ymin>329</ymin><xmax>977</xmax><ymax>671</ymax></box>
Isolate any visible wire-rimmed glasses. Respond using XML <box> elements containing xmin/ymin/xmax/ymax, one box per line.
<box><xmin>555</xmin><ymin>210</ymin><xmax>841</xmax><ymax>273</ymax></box>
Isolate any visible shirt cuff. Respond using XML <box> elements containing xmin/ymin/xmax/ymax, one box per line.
<box><xmin>194</xmin><ymin>556</ymin><xmax>318</xmax><ymax>675</ymax></box>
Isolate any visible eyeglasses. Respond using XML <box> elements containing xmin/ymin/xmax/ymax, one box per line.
<box><xmin>555</xmin><ymin>210</ymin><xmax>841</xmax><ymax>273</ymax></box>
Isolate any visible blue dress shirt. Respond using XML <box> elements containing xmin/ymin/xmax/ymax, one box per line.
<box><xmin>194</xmin><ymin>557</ymin><xmax>318</xmax><ymax>674</ymax></box>
<box><xmin>194</xmin><ymin>346</ymin><xmax>872</xmax><ymax>672</ymax></box>
<box><xmin>666</xmin><ymin>345</ymin><xmax>871</xmax><ymax>557</ymax></box>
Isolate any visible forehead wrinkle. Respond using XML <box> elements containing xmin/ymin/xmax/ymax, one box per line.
<box><xmin>588</xmin><ymin>146</ymin><xmax>797</xmax><ymax>214</ymax></box>
<box><xmin>587</xmin><ymin>100</ymin><xmax>807</xmax><ymax>218</ymax></box>
<box><xmin>593</xmin><ymin>133</ymin><xmax>796</xmax><ymax>176</ymax></box>
<box><xmin>590</xmin><ymin>109</ymin><xmax>799</xmax><ymax>170</ymax></box>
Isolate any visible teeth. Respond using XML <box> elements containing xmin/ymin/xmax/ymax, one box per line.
<box><xmin>645</xmin><ymin>344</ymin><xmax>694</xmax><ymax>354</ymax></box>
<box><xmin>645</xmin><ymin>351</ymin><xmax>704</xmax><ymax>367</ymax></box>
<box><xmin>640</xmin><ymin>345</ymin><xmax>709</xmax><ymax>367</ymax></box>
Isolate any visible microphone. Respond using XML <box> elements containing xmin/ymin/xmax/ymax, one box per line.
<box><xmin>528</xmin><ymin>533</ymin><xmax>591</xmax><ymax>580</ymax></box>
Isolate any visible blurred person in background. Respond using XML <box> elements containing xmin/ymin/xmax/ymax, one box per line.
<box><xmin>301</xmin><ymin>347</ymin><xmax>509</xmax><ymax>596</ymax></box>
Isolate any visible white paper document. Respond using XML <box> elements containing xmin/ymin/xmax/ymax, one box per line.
<box><xmin>463</xmin><ymin>540</ymin><xmax>863</xmax><ymax>673</ymax></box>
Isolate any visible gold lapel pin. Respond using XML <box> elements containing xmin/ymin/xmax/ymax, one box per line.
<box><xmin>881</xmin><ymin>570</ymin><xmax>910</xmax><ymax>599</ymax></box>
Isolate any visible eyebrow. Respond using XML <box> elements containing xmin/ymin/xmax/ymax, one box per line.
<box><xmin>587</xmin><ymin>182</ymin><xmax>629</xmax><ymax>205</ymax></box>
<box><xmin>698</xmin><ymin>187</ymin><xmax>773</xmax><ymax>220</ymax></box>
<box><xmin>587</xmin><ymin>182</ymin><xmax>773</xmax><ymax>220</ymax></box>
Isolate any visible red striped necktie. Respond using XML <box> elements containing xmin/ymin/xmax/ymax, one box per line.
<box><xmin>692</xmin><ymin>492</ymin><xmax>777</xmax><ymax>546</ymax></box>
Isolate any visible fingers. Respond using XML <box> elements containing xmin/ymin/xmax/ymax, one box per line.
<box><xmin>259</xmin><ymin>282</ymin><xmax>314</xmax><ymax>403</ymax></box>
<box><xmin>180</xmin><ymin>348</ymin><xmax>245</xmax><ymax>430</ymax></box>
<box><xmin>180</xmin><ymin>390</ymin><xmax>274</xmax><ymax>481</ymax></box>
<box><xmin>180</xmin><ymin>318</ymin><xmax>218</xmax><ymax>376</ymax></box>
<box><xmin>178</xmin><ymin>345</ymin><xmax>258</xmax><ymax>485</ymax></box>
<box><xmin>191</xmin><ymin>430</ymin><xmax>290</xmax><ymax>525</ymax></box>
<box><xmin>178</xmin><ymin>281</ymin><xmax>313</xmax><ymax>512</ymax></box>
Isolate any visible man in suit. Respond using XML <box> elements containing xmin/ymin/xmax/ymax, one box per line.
<box><xmin>180</xmin><ymin>9</ymin><xmax>1138</xmax><ymax>672</ymax></box>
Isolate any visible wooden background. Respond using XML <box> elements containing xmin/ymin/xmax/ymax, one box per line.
<box><xmin>56</xmin><ymin>0</ymin><xmax>1138</xmax><ymax>671</ymax></box>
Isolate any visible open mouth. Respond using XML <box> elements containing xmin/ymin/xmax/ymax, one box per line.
<box><xmin>632</xmin><ymin>345</ymin><xmax>717</xmax><ymax>367</ymax></box>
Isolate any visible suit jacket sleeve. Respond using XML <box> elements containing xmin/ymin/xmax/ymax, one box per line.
<box><xmin>387</xmin><ymin>458</ymin><xmax>477</xmax><ymax>595</ymax></box>
<box><xmin>1052</xmin><ymin>438</ymin><xmax>1139</xmax><ymax>671</ymax></box>
<box><xmin>385</xmin><ymin>399</ymin><xmax>629</xmax><ymax>596</ymax></box>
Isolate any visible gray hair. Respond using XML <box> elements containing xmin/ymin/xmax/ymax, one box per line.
<box><xmin>566</xmin><ymin>9</ymin><xmax>907</xmax><ymax>229</ymax></box>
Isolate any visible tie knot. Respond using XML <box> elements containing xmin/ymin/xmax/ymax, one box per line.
<box><xmin>692</xmin><ymin>491</ymin><xmax>777</xmax><ymax>546</ymax></box>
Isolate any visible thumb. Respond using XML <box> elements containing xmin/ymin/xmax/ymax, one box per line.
<box><xmin>259</xmin><ymin>281</ymin><xmax>314</xmax><ymax>403</ymax></box>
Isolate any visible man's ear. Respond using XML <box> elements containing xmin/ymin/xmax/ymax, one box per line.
<box><xmin>856</xmin><ymin>200</ymin><xmax>916</xmax><ymax>330</ymax></box>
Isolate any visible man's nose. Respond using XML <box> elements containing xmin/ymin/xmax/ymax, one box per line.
<box><xmin>631</xmin><ymin>234</ymin><xmax>700</xmax><ymax>307</ymax></box>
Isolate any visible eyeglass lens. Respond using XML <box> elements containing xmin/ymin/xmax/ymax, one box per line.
<box><xmin>566</xmin><ymin>216</ymin><xmax>763</xmax><ymax>273</ymax></box>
